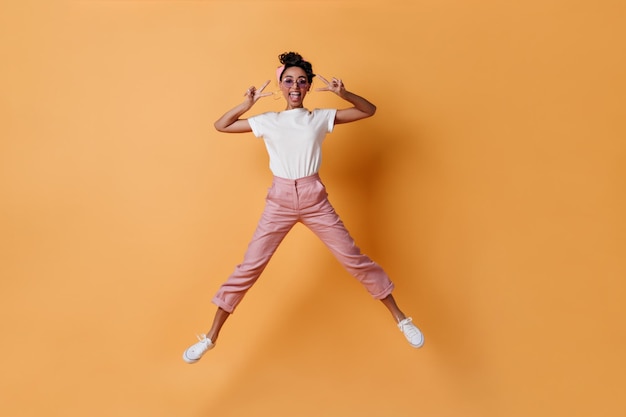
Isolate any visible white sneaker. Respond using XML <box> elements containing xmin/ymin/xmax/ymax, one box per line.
<box><xmin>182</xmin><ymin>334</ymin><xmax>214</xmax><ymax>364</ymax></box>
<box><xmin>398</xmin><ymin>317</ymin><xmax>424</xmax><ymax>348</ymax></box>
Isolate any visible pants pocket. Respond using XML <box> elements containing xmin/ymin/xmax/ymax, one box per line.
<box><xmin>301</xmin><ymin>179</ymin><xmax>328</xmax><ymax>207</ymax></box>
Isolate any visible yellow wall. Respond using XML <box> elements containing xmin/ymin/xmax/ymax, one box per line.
<box><xmin>1</xmin><ymin>1</ymin><xmax>625</xmax><ymax>416</ymax></box>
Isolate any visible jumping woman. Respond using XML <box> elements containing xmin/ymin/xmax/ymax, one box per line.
<box><xmin>183</xmin><ymin>52</ymin><xmax>424</xmax><ymax>364</ymax></box>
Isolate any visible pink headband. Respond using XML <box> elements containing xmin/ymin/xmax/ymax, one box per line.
<box><xmin>276</xmin><ymin>65</ymin><xmax>285</xmax><ymax>82</ymax></box>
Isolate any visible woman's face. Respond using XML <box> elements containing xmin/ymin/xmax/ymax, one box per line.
<box><xmin>279</xmin><ymin>66</ymin><xmax>310</xmax><ymax>109</ymax></box>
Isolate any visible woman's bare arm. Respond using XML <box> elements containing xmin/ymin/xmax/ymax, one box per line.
<box><xmin>214</xmin><ymin>80</ymin><xmax>272</xmax><ymax>133</ymax></box>
<box><xmin>316</xmin><ymin>75</ymin><xmax>376</xmax><ymax>124</ymax></box>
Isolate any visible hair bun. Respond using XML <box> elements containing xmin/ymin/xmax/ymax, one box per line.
<box><xmin>277</xmin><ymin>51</ymin><xmax>315</xmax><ymax>82</ymax></box>
<box><xmin>278</xmin><ymin>52</ymin><xmax>304</xmax><ymax>66</ymax></box>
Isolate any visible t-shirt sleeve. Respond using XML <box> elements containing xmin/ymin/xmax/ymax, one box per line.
<box><xmin>326</xmin><ymin>109</ymin><xmax>337</xmax><ymax>133</ymax></box>
<box><xmin>247</xmin><ymin>113</ymin><xmax>265</xmax><ymax>138</ymax></box>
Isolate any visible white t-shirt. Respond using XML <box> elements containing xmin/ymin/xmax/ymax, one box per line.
<box><xmin>248</xmin><ymin>108</ymin><xmax>337</xmax><ymax>179</ymax></box>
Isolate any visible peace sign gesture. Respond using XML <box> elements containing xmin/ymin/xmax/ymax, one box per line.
<box><xmin>315</xmin><ymin>74</ymin><xmax>376</xmax><ymax>124</ymax></box>
<box><xmin>243</xmin><ymin>80</ymin><xmax>273</xmax><ymax>104</ymax></box>
<box><xmin>316</xmin><ymin>75</ymin><xmax>346</xmax><ymax>97</ymax></box>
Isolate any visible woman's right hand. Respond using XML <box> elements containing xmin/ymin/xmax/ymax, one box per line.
<box><xmin>214</xmin><ymin>80</ymin><xmax>272</xmax><ymax>133</ymax></box>
<box><xmin>243</xmin><ymin>80</ymin><xmax>272</xmax><ymax>105</ymax></box>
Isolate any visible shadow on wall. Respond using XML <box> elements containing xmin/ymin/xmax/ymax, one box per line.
<box><xmin>321</xmin><ymin>121</ymin><xmax>404</xmax><ymax>253</ymax></box>
<box><xmin>320</xmin><ymin>116</ymin><xmax>489</xmax><ymax>381</ymax></box>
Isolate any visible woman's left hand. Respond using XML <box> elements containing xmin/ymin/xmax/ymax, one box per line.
<box><xmin>316</xmin><ymin>75</ymin><xmax>346</xmax><ymax>96</ymax></box>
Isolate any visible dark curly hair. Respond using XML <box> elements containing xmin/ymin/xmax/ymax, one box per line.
<box><xmin>278</xmin><ymin>52</ymin><xmax>316</xmax><ymax>83</ymax></box>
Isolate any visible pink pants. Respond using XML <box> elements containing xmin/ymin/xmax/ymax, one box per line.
<box><xmin>212</xmin><ymin>173</ymin><xmax>395</xmax><ymax>313</ymax></box>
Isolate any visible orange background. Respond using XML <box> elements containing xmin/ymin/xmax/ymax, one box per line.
<box><xmin>1</xmin><ymin>1</ymin><xmax>625</xmax><ymax>416</ymax></box>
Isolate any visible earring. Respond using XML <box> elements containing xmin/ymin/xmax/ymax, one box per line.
<box><xmin>272</xmin><ymin>79</ymin><xmax>282</xmax><ymax>100</ymax></box>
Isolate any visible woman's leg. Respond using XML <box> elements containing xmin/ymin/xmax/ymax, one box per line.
<box><xmin>301</xmin><ymin>197</ymin><xmax>395</xmax><ymax>300</ymax></box>
<box><xmin>203</xmin><ymin>179</ymin><xmax>299</xmax><ymax>338</ymax></box>
<box><xmin>381</xmin><ymin>293</ymin><xmax>425</xmax><ymax>348</ymax></box>
<box><xmin>380</xmin><ymin>293</ymin><xmax>407</xmax><ymax>323</ymax></box>
<box><xmin>211</xmin><ymin>199</ymin><xmax>298</xmax><ymax>314</ymax></box>
<box><xmin>299</xmin><ymin>184</ymin><xmax>424</xmax><ymax>348</ymax></box>
<box><xmin>183</xmin><ymin>200</ymin><xmax>297</xmax><ymax>364</ymax></box>
<box><xmin>206</xmin><ymin>306</ymin><xmax>230</xmax><ymax>343</ymax></box>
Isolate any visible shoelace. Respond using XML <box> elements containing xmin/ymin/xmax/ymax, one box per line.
<box><xmin>398</xmin><ymin>317</ymin><xmax>418</xmax><ymax>336</ymax></box>
<box><xmin>196</xmin><ymin>334</ymin><xmax>209</xmax><ymax>344</ymax></box>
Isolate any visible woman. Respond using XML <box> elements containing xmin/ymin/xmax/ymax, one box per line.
<box><xmin>183</xmin><ymin>52</ymin><xmax>424</xmax><ymax>364</ymax></box>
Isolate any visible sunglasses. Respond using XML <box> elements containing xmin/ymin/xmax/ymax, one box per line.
<box><xmin>281</xmin><ymin>78</ymin><xmax>309</xmax><ymax>88</ymax></box>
